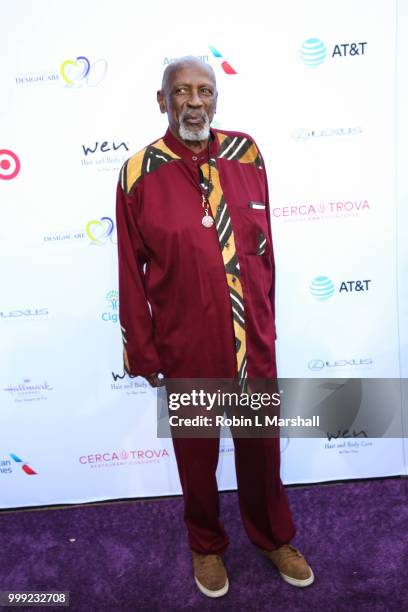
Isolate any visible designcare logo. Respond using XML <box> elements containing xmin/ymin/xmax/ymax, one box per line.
<box><xmin>309</xmin><ymin>276</ymin><xmax>372</xmax><ymax>301</ymax></box>
<box><xmin>299</xmin><ymin>37</ymin><xmax>367</xmax><ymax>68</ymax></box>
<box><xmin>0</xmin><ymin>453</ymin><xmax>37</xmax><ymax>476</ymax></box>
<box><xmin>79</xmin><ymin>448</ymin><xmax>170</xmax><ymax>469</ymax></box>
<box><xmin>15</xmin><ymin>55</ymin><xmax>107</xmax><ymax>88</ymax></box>
<box><xmin>86</xmin><ymin>217</ymin><xmax>116</xmax><ymax>246</ymax></box>
<box><xmin>163</xmin><ymin>45</ymin><xmax>237</xmax><ymax>75</ymax></box>
<box><xmin>102</xmin><ymin>290</ymin><xmax>119</xmax><ymax>323</ymax></box>
<box><xmin>272</xmin><ymin>199</ymin><xmax>370</xmax><ymax>223</ymax></box>
<box><xmin>43</xmin><ymin>214</ymin><xmax>116</xmax><ymax>245</ymax></box>
<box><xmin>60</xmin><ymin>55</ymin><xmax>108</xmax><ymax>88</ymax></box>
<box><xmin>308</xmin><ymin>358</ymin><xmax>373</xmax><ymax>371</ymax></box>
<box><xmin>0</xmin><ymin>149</ymin><xmax>20</xmax><ymax>180</ymax></box>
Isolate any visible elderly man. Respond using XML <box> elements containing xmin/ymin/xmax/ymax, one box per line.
<box><xmin>116</xmin><ymin>56</ymin><xmax>314</xmax><ymax>598</ymax></box>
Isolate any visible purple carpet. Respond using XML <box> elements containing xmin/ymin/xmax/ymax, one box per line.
<box><xmin>1</xmin><ymin>478</ymin><xmax>407</xmax><ymax>611</ymax></box>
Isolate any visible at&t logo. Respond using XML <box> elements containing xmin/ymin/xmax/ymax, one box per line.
<box><xmin>309</xmin><ymin>276</ymin><xmax>372</xmax><ymax>301</ymax></box>
<box><xmin>0</xmin><ymin>149</ymin><xmax>20</xmax><ymax>180</ymax></box>
<box><xmin>299</xmin><ymin>38</ymin><xmax>367</xmax><ymax>68</ymax></box>
<box><xmin>299</xmin><ymin>38</ymin><xmax>327</xmax><ymax>68</ymax></box>
<box><xmin>309</xmin><ymin>276</ymin><xmax>335</xmax><ymax>301</ymax></box>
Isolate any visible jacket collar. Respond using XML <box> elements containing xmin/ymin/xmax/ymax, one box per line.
<box><xmin>163</xmin><ymin>127</ymin><xmax>220</xmax><ymax>163</ymax></box>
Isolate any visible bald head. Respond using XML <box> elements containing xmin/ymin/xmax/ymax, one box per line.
<box><xmin>161</xmin><ymin>56</ymin><xmax>216</xmax><ymax>93</ymax></box>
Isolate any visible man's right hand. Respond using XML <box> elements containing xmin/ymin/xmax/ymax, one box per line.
<box><xmin>145</xmin><ymin>373</ymin><xmax>165</xmax><ymax>387</ymax></box>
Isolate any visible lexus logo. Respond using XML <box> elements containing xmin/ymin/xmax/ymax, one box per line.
<box><xmin>309</xmin><ymin>358</ymin><xmax>373</xmax><ymax>371</ymax></box>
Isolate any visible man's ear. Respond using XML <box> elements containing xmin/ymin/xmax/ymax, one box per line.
<box><xmin>157</xmin><ymin>90</ymin><xmax>167</xmax><ymax>114</ymax></box>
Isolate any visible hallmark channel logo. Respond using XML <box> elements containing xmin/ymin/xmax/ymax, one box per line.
<box><xmin>292</xmin><ymin>127</ymin><xmax>362</xmax><ymax>142</ymax></box>
<box><xmin>272</xmin><ymin>199</ymin><xmax>370</xmax><ymax>223</ymax></box>
<box><xmin>299</xmin><ymin>38</ymin><xmax>367</xmax><ymax>68</ymax></box>
<box><xmin>0</xmin><ymin>453</ymin><xmax>37</xmax><ymax>476</ymax></box>
<box><xmin>308</xmin><ymin>358</ymin><xmax>373</xmax><ymax>371</ymax></box>
<box><xmin>79</xmin><ymin>448</ymin><xmax>170</xmax><ymax>469</ymax></box>
<box><xmin>102</xmin><ymin>290</ymin><xmax>119</xmax><ymax>323</ymax></box>
<box><xmin>0</xmin><ymin>149</ymin><xmax>21</xmax><ymax>180</ymax></box>
<box><xmin>3</xmin><ymin>378</ymin><xmax>53</xmax><ymax>403</ymax></box>
<box><xmin>81</xmin><ymin>139</ymin><xmax>129</xmax><ymax>172</ymax></box>
<box><xmin>0</xmin><ymin>308</ymin><xmax>49</xmax><ymax>320</ymax></box>
<box><xmin>309</xmin><ymin>276</ymin><xmax>372</xmax><ymax>301</ymax></box>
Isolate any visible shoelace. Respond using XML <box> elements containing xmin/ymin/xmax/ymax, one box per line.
<box><xmin>194</xmin><ymin>554</ymin><xmax>223</xmax><ymax>572</ymax></box>
<box><xmin>277</xmin><ymin>545</ymin><xmax>303</xmax><ymax>560</ymax></box>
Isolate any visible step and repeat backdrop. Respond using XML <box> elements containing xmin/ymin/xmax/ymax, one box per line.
<box><xmin>1</xmin><ymin>0</ymin><xmax>407</xmax><ymax>508</ymax></box>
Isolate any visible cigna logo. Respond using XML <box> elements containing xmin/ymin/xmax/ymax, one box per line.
<box><xmin>86</xmin><ymin>216</ymin><xmax>116</xmax><ymax>246</ymax></box>
<box><xmin>0</xmin><ymin>149</ymin><xmax>20</xmax><ymax>180</ymax></box>
<box><xmin>60</xmin><ymin>55</ymin><xmax>107</xmax><ymax>88</ymax></box>
<box><xmin>102</xmin><ymin>290</ymin><xmax>119</xmax><ymax>323</ymax></box>
<box><xmin>299</xmin><ymin>38</ymin><xmax>367</xmax><ymax>68</ymax></box>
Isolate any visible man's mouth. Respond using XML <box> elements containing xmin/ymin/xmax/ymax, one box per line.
<box><xmin>183</xmin><ymin>114</ymin><xmax>205</xmax><ymax>125</ymax></box>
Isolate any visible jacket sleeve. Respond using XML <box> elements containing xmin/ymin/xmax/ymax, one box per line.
<box><xmin>115</xmin><ymin>179</ymin><xmax>162</xmax><ymax>377</ymax></box>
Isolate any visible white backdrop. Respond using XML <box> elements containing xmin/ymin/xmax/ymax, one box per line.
<box><xmin>1</xmin><ymin>0</ymin><xmax>407</xmax><ymax>508</ymax></box>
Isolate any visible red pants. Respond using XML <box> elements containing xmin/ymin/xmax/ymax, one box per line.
<box><xmin>171</xmin><ymin>435</ymin><xmax>296</xmax><ymax>554</ymax></box>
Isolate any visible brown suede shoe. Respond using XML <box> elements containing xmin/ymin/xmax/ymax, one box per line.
<box><xmin>192</xmin><ymin>551</ymin><xmax>229</xmax><ymax>598</ymax></box>
<box><xmin>263</xmin><ymin>544</ymin><xmax>314</xmax><ymax>587</ymax></box>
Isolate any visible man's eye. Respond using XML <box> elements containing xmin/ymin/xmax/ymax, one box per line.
<box><xmin>201</xmin><ymin>88</ymin><xmax>213</xmax><ymax>95</ymax></box>
<box><xmin>175</xmin><ymin>87</ymin><xmax>188</xmax><ymax>94</ymax></box>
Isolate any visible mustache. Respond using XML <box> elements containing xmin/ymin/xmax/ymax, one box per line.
<box><xmin>179</xmin><ymin>110</ymin><xmax>209</xmax><ymax>122</ymax></box>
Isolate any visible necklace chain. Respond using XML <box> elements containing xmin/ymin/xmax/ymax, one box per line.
<box><xmin>199</xmin><ymin>141</ymin><xmax>212</xmax><ymax>220</ymax></box>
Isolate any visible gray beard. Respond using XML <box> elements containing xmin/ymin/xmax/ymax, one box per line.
<box><xmin>178</xmin><ymin>113</ymin><xmax>210</xmax><ymax>142</ymax></box>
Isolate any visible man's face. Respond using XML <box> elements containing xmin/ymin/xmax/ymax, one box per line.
<box><xmin>157</xmin><ymin>64</ymin><xmax>218</xmax><ymax>142</ymax></box>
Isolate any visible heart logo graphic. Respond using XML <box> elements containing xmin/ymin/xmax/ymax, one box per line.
<box><xmin>86</xmin><ymin>217</ymin><xmax>115</xmax><ymax>245</ymax></box>
<box><xmin>60</xmin><ymin>56</ymin><xmax>90</xmax><ymax>85</ymax></box>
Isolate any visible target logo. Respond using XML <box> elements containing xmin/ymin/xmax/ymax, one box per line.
<box><xmin>0</xmin><ymin>149</ymin><xmax>20</xmax><ymax>180</ymax></box>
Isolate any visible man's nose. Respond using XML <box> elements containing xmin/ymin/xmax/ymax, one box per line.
<box><xmin>187</xmin><ymin>89</ymin><xmax>203</xmax><ymax>107</ymax></box>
